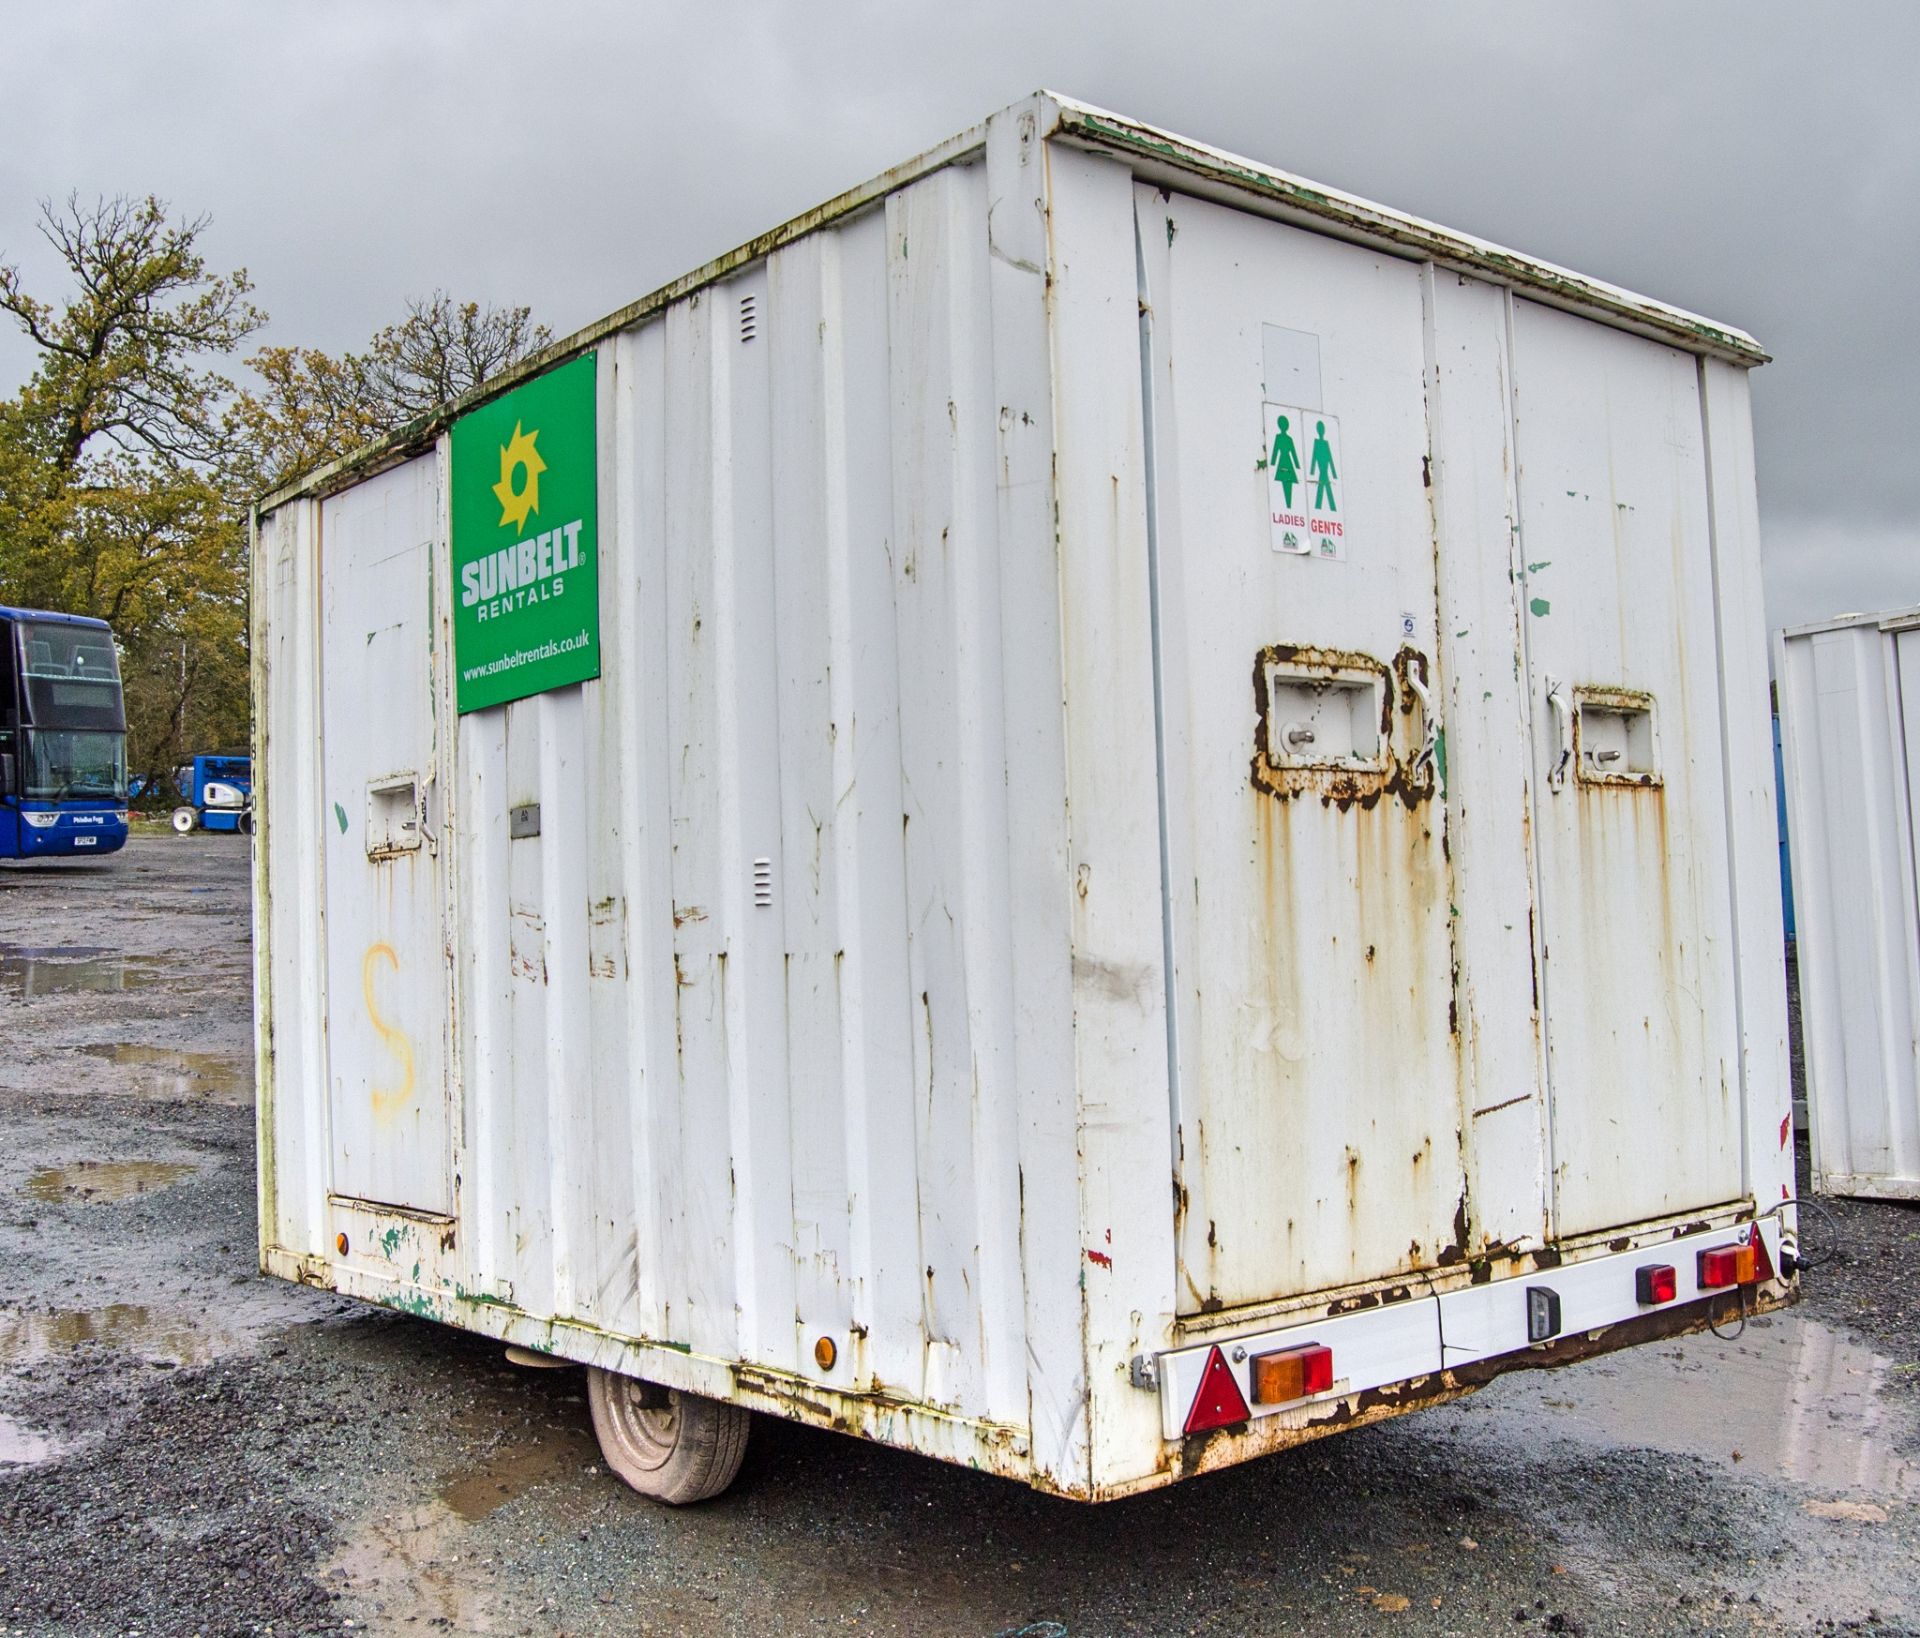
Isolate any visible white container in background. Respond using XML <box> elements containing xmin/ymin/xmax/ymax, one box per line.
<box><xmin>253</xmin><ymin>92</ymin><xmax>1796</xmax><ymax>1503</ymax></box>
<box><xmin>1777</xmin><ymin>610</ymin><xmax>1920</xmax><ymax>1201</ymax></box>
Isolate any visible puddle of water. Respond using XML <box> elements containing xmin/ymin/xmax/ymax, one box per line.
<box><xmin>0</xmin><ymin>1303</ymin><xmax>243</xmax><ymax>1367</ymax></box>
<box><xmin>0</xmin><ymin>1412</ymin><xmax>66</xmax><ymax>1469</ymax></box>
<box><xmin>325</xmin><ymin>1502</ymin><xmax>520</xmax><ymax>1636</ymax></box>
<box><xmin>0</xmin><ymin>945</ymin><xmax>164</xmax><ymax>998</ymax></box>
<box><xmin>1466</xmin><ymin>1314</ymin><xmax>1918</xmax><ymax>1500</ymax></box>
<box><xmin>25</xmin><ymin>1159</ymin><xmax>196</xmax><ymax>1204</ymax></box>
<box><xmin>75</xmin><ymin>1043</ymin><xmax>250</xmax><ymax>1105</ymax></box>
<box><xmin>437</xmin><ymin>1424</ymin><xmax>597</xmax><ymax>1521</ymax></box>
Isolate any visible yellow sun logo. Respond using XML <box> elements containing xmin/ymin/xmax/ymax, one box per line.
<box><xmin>492</xmin><ymin>421</ymin><xmax>546</xmax><ymax>530</ymax></box>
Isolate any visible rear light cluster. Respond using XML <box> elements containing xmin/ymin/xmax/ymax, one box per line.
<box><xmin>1181</xmin><ymin>1227</ymin><xmax>1772</xmax><ymax>1437</ymax></box>
<box><xmin>1252</xmin><ymin>1342</ymin><xmax>1333</xmax><ymax>1404</ymax></box>
<box><xmin>1634</xmin><ymin>1227</ymin><xmax>1771</xmax><ymax>1305</ymax></box>
<box><xmin>1182</xmin><ymin>1341</ymin><xmax>1335</xmax><ymax>1435</ymax></box>
<box><xmin>1697</xmin><ymin>1241</ymin><xmax>1757</xmax><ymax>1289</ymax></box>
<box><xmin>1635</xmin><ymin>1263</ymin><xmax>1678</xmax><ymax>1305</ymax></box>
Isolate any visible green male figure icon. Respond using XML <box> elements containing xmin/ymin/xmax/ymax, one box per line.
<box><xmin>1270</xmin><ymin>413</ymin><xmax>1301</xmax><ymax>508</ymax></box>
<box><xmin>1310</xmin><ymin>419</ymin><xmax>1338</xmax><ymax>510</ymax></box>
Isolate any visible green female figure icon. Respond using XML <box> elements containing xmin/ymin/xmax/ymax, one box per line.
<box><xmin>1270</xmin><ymin>413</ymin><xmax>1301</xmax><ymax>508</ymax></box>
<box><xmin>1310</xmin><ymin>419</ymin><xmax>1338</xmax><ymax>510</ymax></box>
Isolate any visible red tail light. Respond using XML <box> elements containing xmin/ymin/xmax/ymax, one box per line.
<box><xmin>1697</xmin><ymin>1242</ymin><xmax>1758</xmax><ymax>1289</ymax></box>
<box><xmin>1182</xmin><ymin>1345</ymin><xmax>1251</xmax><ymax>1435</ymax></box>
<box><xmin>1250</xmin><ymin>1342</ymin><xmax>1334</xmax><ymax>1405</ymax></box>
<box><xmin>1635</xmin><ymin>1264</ymin><xmax>1677</xmax><ymax>1305</ymax></box>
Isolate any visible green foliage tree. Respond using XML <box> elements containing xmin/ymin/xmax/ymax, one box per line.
<box><xmin>0</xmin><ymin>189</ymin><xmax>548</xmax><ymax>800</ymax></box>
<box><xmin>0</xmin><ymin>194</ymin><xmax>263</xmax><ymax>794</ymax></box>
<box><xmin>221</xmin><ymin>343</ymin><xmax>387</xmax><ymax>502</ymax></box>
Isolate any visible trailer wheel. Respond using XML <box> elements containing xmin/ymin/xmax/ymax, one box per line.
<box><xmin>170</xmin><ymin>807</ymin><xmax>198</xmax><ymax>834</ymax></box>
<box><xmin>586</xmin><ymin>1366</ymin><xmax>749</xmax><ymax>1505</ymax></box>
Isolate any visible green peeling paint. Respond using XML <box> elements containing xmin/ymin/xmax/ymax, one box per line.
<box><xmin>1526</xmin><ymin>560</ymin><xmax>1551</xmax><ymax>574</ymax></box>
<box><xmin>378</xmin><ymin>1226</ymin><xmax>404</xmax><ymax>1258</ymax></box>
<box><xmin>1530</xmin><ymin>597</ymin><xmax>1551</xmax><ymax>617</ymax></box>
<box><xmin>377</xmin><ymin>1289</ymin><xmax>440</xmax><ymax>1320</ymax></box>
<box><xmin>451</xmin><ymin>1284</ymin><xmax>519</xmax><ymax>1311</ymax></box>
<box><xmin>1433</xmin><ymin>727</ymin><xmax>1448</xmax><ymax>800</ymax></box>
<box><xmin>334</xmin><ymin>802</ymin><xmax>348</xmax><ymax>834</ymax></box>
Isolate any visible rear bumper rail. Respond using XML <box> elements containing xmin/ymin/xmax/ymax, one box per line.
<box><xmin>1154</xmin><ymin>1217</ymin><xmax>1782</xmax><ymax>1441</ymax></box>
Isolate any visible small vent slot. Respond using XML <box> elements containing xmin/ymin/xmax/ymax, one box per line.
<box><xmin>752</xmin><ymin>856</ymin><xmax>774</xmax><ymax>908</ymax></box>
<box><xmin>738</xmin><ymin>293</ymin><xmax>758</xmax><ymax>344</ymax></box>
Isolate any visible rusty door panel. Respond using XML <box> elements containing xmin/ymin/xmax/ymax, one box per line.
<box><xmin>1138</xmin><ymin>187</ymin><xmax>1466</xmax><ymax>1312</ymax></box>
<box><xmin>1510</xmin><ymin>301</ymin><xmax>1743</xmax><ymax>1234</ymax></box>
<box><xmin>317</xmin><ymin>459</ymin><xmax>453</xmax><ymax>1216</ymax></box>
<box><xmin>1421</xmin><ymin>270</ymin><xmax>1553</xmax><ymax>1260</ymax></box>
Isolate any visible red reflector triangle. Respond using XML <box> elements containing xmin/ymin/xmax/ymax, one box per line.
<box><xmin>1183</xmin><ymin>1344</ymin><xmax>1251</xmax><ymax>1435</ymax></box>
<box><xmin>1750</xmin><ymin>1223</ymin><xmax>1775</xmax><ymax>1282</ymax></box>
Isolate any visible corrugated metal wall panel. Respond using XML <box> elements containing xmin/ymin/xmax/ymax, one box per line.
<box><xmin>885</xmin><ymin>165</ymin><xmax>1027</xmax><ymax>1420</ymax></box>
<box><xmin>316</xmin><ymin>460</ymin><xmax>452</xmax><ymax>1215</ymax></box>
<box><xmin>1778</xmin><ymin>616</ymin><xmax>1920</xmax><ymax>1199</ymax></box>
<box><xmin>255</xmin><ymin>499</ymin><xmax>330</xmax><ymax>1261</ymax></box>
<box><xmin>1420</xmin><ymin>269</ymin><xmax>1553</xmax><ymax>1256</ymax></box>
<box><xmin>1044</xmin><ymin>145</ymin><xmax>1177</xmax><ymax>1490</ymax></box>
<box><xmin>980</xmin><ymin>106</ymin><xmax>1086</xmax><ymax>1490</ymax></box>
<box><xmin>257</xmin><ymin>156</ymin><xmax>1065</xmax><ymax>1442</ymax></box>
<box><xmin>1508</xmin><ymin>301</ymin><xmax>1745</xmax><ymax>1235</ymax></box>
<box><xmin>1698</xmin><ymin>361</ymin><xmax>1794</xmax><ymax>1218</ymax></box>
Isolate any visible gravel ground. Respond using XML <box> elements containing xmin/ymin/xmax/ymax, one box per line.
<box><xmin>0</xmin><ymin>832</ymin><xmax>1915</xmax><ymax>1638</ymax></box>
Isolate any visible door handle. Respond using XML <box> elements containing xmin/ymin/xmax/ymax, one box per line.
<box><xmin>414</xmin><ymin>770</ymin><xmax>439</xmax><ymax>853</ymax></box>
<box><xmin>1405</xmin><ymin>661</ymin><xmax>1439</xmax><ymax>785</ymax></box>
<box><xmin>1546</xmin><ymin>677</ymin><xmax>1573</xmax><ymax>791</ymax></box>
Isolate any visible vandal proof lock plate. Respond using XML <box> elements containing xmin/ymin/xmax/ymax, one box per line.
<box><xmin>366</xmin><ymin>775</ymin><xmax>423</xmax><ymax>859</ymax></box>
<box><xmin>509</xmin><ymin>802</ymin><xmax>542</xmax><ymax>839</ymax></box>
<box><xmin>1255</xmin><ymin>651</ymin><xmax>1388</xmax><ymax>767</ymax></box>
<box><xmin>1574</xmin><ymin>688</ymin><xmax>1660</xmax><ymax>787</ymax></box>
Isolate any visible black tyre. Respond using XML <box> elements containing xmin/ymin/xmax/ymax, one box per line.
<box><xmin>585</xmin><ymin>1366</ymin><xmax>750</xmax><ymax>1505</ymax></box>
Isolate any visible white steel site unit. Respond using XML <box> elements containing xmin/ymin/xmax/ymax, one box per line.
<box><xmin>254</xmin><ymin>94</ymin><xmax>1798</xmax><ymax>1503</ymax></box>
<box><xmin>1777</xmin><ymin>609</ymin><xmax>1920</xmax><ymax>1201</ymax></box>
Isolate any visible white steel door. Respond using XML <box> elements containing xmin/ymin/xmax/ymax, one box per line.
<box><xmin>1138</xmin><ymin>189</ymin><xmax>1465</xmax><ymax>1311</ymax></box>
<box><xmin>319</xmin><ymin>458</ymin><xmax>453</xmax><ymax>1215</ymax></box>
<box><xmin>1512</xmin><ymin>302</ymin><xmax>1743</xmax><ymax>1235</ymax></box>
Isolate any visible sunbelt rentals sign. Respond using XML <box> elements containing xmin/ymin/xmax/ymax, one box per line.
<box><xmin>450</xmin><ymin>353</ymin><xmax>600</xmax><ymax>713</ymax></box>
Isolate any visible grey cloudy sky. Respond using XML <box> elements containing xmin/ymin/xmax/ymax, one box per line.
<box><xmin>1</xmin><ymin>0</ymin><xmax>1914</xmax><ymax>632</ymax></box>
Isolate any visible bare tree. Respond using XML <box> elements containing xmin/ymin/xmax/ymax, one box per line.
<box><xmin>364</xmin><ymin>291</ymin><xmax>552</xmax><ymax>423</ymax></box>
<box><xmin>226</xmin><ymin>294</ymin><xmax>552</xmax><ymax>496</ymax></box>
